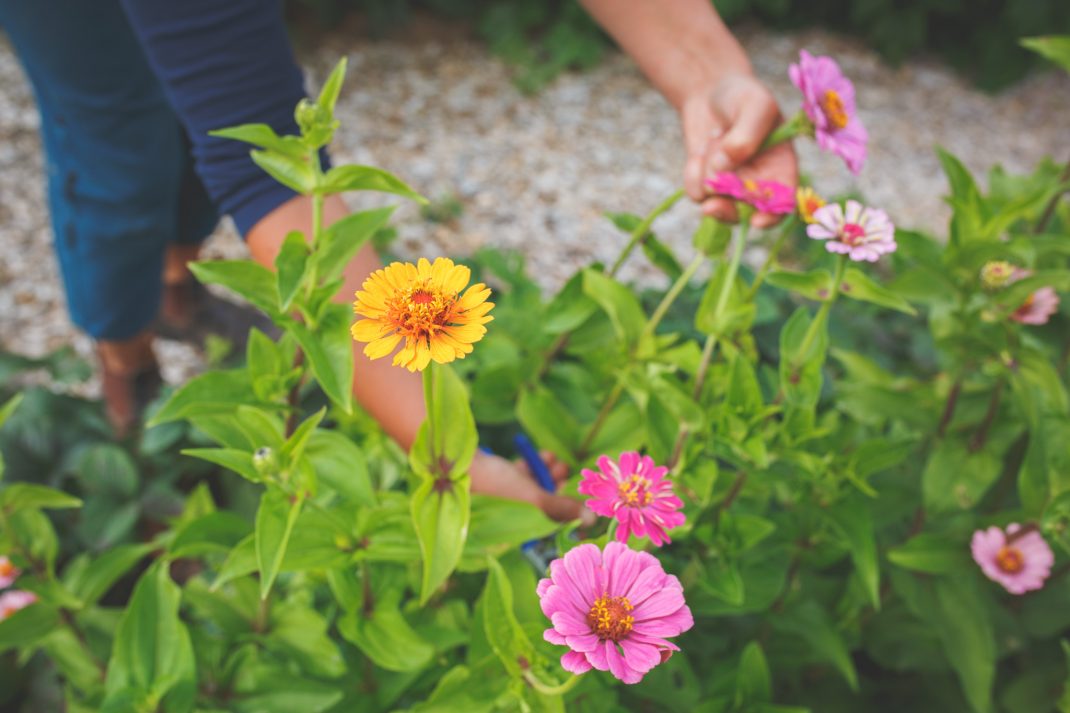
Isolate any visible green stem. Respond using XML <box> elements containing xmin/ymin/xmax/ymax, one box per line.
<box><xmin>523</xmin><ymin>670</ymin><xmax>583</xmax><ymax>697</ymax></box>
<box><xmin>608</xmin><ymin>189</ymin><xmax>685</xmax><ymax>278</ymax></box>
<box><xmin>759</xmin><ymin>110</ymin><xmax>811</xmax><ymax>153</ymax></box>
<box><xmin>641</xmin><ymin>254</ymin><xmax>705</xmax><ymax>342</ymax></box>
<box><xmin>745</xmin><ymin>216</ymin><xmax>796</xmax><ymax>301</ymax></box>
<box><xmin>794</xmin><ymin>255</ymin><xmax>847</xmax><ymax>367</ymax></box>
<box><xmin>423</xmin><ymin>365</ymin><xmax>436</xmax><ymax>457</ymax></box>
<box><xmin>1034</xmin><ymin>156</ymin><xmax>1070</xmax><ymax>234</ymax></box>
<box><xmin>578</xmin><ymin>379</ymin><xmax>625</xmax><ymax>460</ymax></box>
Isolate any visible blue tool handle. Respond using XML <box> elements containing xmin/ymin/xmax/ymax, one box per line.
<box><xmin>513</xmin><ymin>433</ymin><xmax>556</xmax><ymax>493</ymax></box>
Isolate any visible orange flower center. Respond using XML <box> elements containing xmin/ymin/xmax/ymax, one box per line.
<box><xmin>618</xmin><ymin>474</ymin><xmax>653</xmax><ymax>507</ymax></box>
<box><xmin>587</xmin><ymin>594</ymin><xmax>634</xmax><ymax>641</ymax></box>
<box><xmin>388</xmin><ymin>282</ymin><xmax>456</xmax><ymax>338</ymax></box>
<box><xmin>411</xmin><ymin>289</ymin><xmax>435</xmax><ymax>305</ymax></box>
<box><xmin>820</xmin><ymin>89</ymin><xmax>849</xmax><ymax>130</ymax></box>
<box><xmin>996</xmin><ymin>546</ymin><xmax>1024</xmax><ymax>574</ymax></box>
<box><xmin>0</xmin><ymin>561</ymin><xmax>14</xmax><ymax>579</ymax></box>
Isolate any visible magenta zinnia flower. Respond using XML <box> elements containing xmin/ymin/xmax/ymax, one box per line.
<box><xmin>0</xmin><ymin>590</ymin><xmax>37</xmax><ymax>620</ymax></box>
<box><xmin>1007</xmin><ymin>269</ymin><xmax>1059</xmax><ymax>325</ymax></box>
<box><xmin>0</xmin><ymin>557</ymin><xmax>19</xmax><ymax>589</ymax></box>
<box><xmin>537</xmin><ymin>541</ymin><xmax>694</xmax><ymax>684</ymax></box>
<box><xmin>579</xmin><ymin>452</ymin><xmax>685</xmax><ymax>547</ymax></box>
<box><xmin>971</xmin><ymin>524</ymin><xmax>1053</xmax><ymax>595</ymax></box>
<box><xmin>705</xmin><ymin>173</ymin><xmax>795</xmax><ymax>215</ymax></box>
<box><xmin>807</xmin><ymin>200</ymin><xmax>895</xmax><ymax>262</ymax></box>
<box><xmin>789</xmin><ymin>50</ymin><xmax>867</xmax><ymax>175</ymax></box>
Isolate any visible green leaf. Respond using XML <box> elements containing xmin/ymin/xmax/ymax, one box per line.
<box><xmin>461</xmin><ymin>496</ymin><xmax>558</xmax><ymax>567</ymax></box>
<box><xmin>735</xmin><ymin>642</ymin><xmax>772</xmax><ymax>706</ymax></box>
<box><xmin>268</xmin><ymin>605</ymin><xmax>346</xmax><ymax>679</ymax></box>
<box><xmin>251</xmin><ymin>149</ymin><xmax>315</xmax><ymax>194</ymax></box>
<box><xmin>778</xmin><ymin>307</ymin><xmax>826</xmax><ymax>411</ymax></box>
<box><xmin>188</xmin><ymin>260</ymin><xmax>279</xmax><ymax>316</ymax></box>
<box><xmin>181</xmin><ymin>448</ymin><xmax>261</xmax><ymax>483</ymax></box>
<box><xmin>63</xmin><ymin>543</ymin><xmax>153</xmax><ymax>606</ymax></box>
<box><xmin>0</xmin><ymin>483</ymin><xmax>81</xmax><ymax>511</ymax></box>
<box><xmin>887</xmin><ymin>533</ymin><xmax>966</xmax><ymax>574</ymax></box>
<box><xmin>275</xmin><ymin>231</ymin><xmax>309</xmax><ymax>311</ymax></box>
<box><xmin>826</xmin><ymin>501</ymin><xmax>880</xmax><ymax>609</ymax></box>
<box><xmin>288</xmin><ymin>304</ymin><xmax>353</xmax><ymax>413</ymax></box>
<box><xmin>411</xmin><ymin>363</ymin><xmax>479</xmax><ymax>481</ymax></box>
<box><xmin>280</xmin><ymin>407</ymin><xmax>325</xmax><ymax>466</ymax></box>
<box><xmin>320</xmin><ymin>165</ymin><xmax>425</xmax><ymax>202</ymax></box>
<box><xmin>774</xmin><ymin>600</ymin><xmax>858</xmax><ymax>691</ymax></box>
<box><xmin>934</xmin><ymin>578</ymin><xmax>995</xmax><ymax>713</ymax></box>
<box><xmin>542</xmin><ymin>271</ymin><xmax>597</xmax><ymax>334</ymax></box>
<box><xmin>305</xmin><ymin>430</ymin><xmax>376</xmax><ymax>507</ymax></box>
<box><xmin>150</xmin><ymin>369</ymin><xmax>258</xmax><ymax>425</ymax></box>
<box><xmin>0</xmin><ymin>603</ymin><xmax>59</xmax><ymax>653</ymax></box>
<box><xmin>255</xmin><ymin>489</ymin><xmax>304</xmax><ymax>599</ymax></box>
<box><xmin>693</xmin><ymin>216</ymin><xmax>732</xmax><ymax>257</ymax></box>
<box><xmin>208</xmin><ymin>123</ymin><xmax>305</xmax><ymax>158</ymax></box>
<box><xmin>695</xmin><ymin>259</ymin><xmax>755</xmax><ymax>337</ymax></box>
<box><xmin>77</xmin><ymin>443</ymin><xmax>138</xmax><ymax>497</ymax></box>
<box><xmin>841</xmin><ymin>268</ymin><xmax>917</xmax><ymax>315</ymax></box>
<box><xmin>0</xmin><ymin>393</ymin><xmax>22</xmax><ymax>429</ymax></box>
<box><xmin>517</xmin><ymin>386</ymin><xmax>580</xmax><ymax>463</ymax></box>
<box><xmin>923</xmin><ymin>439</ymin><xmax>1001</xmax><ymax>514</ymax></box>
<box><xmin>703</xmin><ymin>559</ymin><xmax>745</xmax><ymax>606</ymax></box>
<box><xmin>230</xmin><ymin>667</ymin><xmax>343</xmax><ymax>713</ymax></box>
<box><xmin>766</xmin><ymin>269</ymin><xmax>832</xmax><ymax>302</ymax></box>
<box><xmin>482</xmin><ymin>557</ymin><xmax>536</xmax><ymax>679</ymax></box>
<box><xmin>1021</xmin><ymin>36</ymin><xmax>1070</xmax><ymax>73</ymax></box>
<box><xmin>312</xmin><ymin>206</ymin><xmax>396</xmax><ymax>283</ymax></box>
<box><xmin>317</xmin><ymin>57</ymin><xmax>347</xmax><ymax>114</ymax></box>
<box><xmin>338</xmin><ymin>601</ymin><xmax>434</xmax><ymax>672</ymax></box>
<box><xmin>411</xmin><ymin>474</ymin><xmax>471</xmax><ymax>604</ymax></box>
<box><xmin>169</xmin><ymin>512</ymin><xmax>251</xmax><ymax>559</ymax></box>
<box><xmin>104</xmin><ymin>563</ymin><xmax>196</xmax><ymax>712</ymax></box>
<box><xmin>582</xmin><ymin>268</ymin><xmax>646</xmax><ymax>346</ymax></box>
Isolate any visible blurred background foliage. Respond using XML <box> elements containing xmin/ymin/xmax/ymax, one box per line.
<box><xmin>286</xmin><ymin>0</ymin><xmax>1070</xmax><ymax>92</ymax></box>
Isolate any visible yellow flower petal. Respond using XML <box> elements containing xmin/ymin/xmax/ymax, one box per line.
<box><xmin>364</xmin><ymin>332</ymin><xmax>402</xmax><ymax>360</ymax></box>
<box><xmin>352</xmin><ymin>319</ymin><xmax>393</xmax><ymax>342</ymax></box>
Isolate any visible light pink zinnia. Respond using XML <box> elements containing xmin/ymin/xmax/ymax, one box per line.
<box><xmin>0</xmin><ymin>590</ymin><xmax>37</xmax><ymax>620</ymax></box>
<box><xmin>971</xmin><ymin>524</ymin><xmax>1053</xmax><ymax>595</ymax></box>
<box><xmin>0</xmin><ymin>557</ymin><xmax>19</xmax><ymax>589</ymax></box>
<box><xmin>705</xmin><ymin>172</ymin><xmax>795</xmax><ymax>215</ymax></box>
<box><xmin>789</xmin><ymin>50</ymin><xmax>868</xmax><ymax>175</ymax></box>
<box><xmin>537</xmin><ymin>541</ymin><xmax>694</xmax><ymax>684</ymax></box>
<box><xmin>1007</xmin><ymin>269</ymin><xmax>1060</xmax><ymax>325</ymax></box>
<box><xmin>807</xmin><ymin>200</ymin><xmax>895</xmax><ymax>262</ymax></box>
<box><xmin>578</xmin><ymin>452</ymin><xmax>685</xmax><ymax>547</ymax></box>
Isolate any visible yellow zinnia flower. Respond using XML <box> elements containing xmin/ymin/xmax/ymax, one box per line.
<box><xmin>796</xmin><ymin>186</ymin><xmax>826</xmax><ymax>224</ymax></box>
<box><xmin>351</xmin><ymin>257</ymin><xmax>494</xmax><ymax>372</ymax></box>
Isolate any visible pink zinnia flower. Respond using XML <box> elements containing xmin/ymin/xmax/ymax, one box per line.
<box><xmin>537</xmin><ymin>541</ymin><xmax>694</xmax><ymax>684</ymax></box>
<box><xmin>789</xmin><ymin>50</ymin><xmax>868</xmax><ymax>174</ymax></box>
<box><xmin>971</xmin><ymin>524</ymin><xmax>1053</xmax><ymax>595</ymax></box>
<box><xmin>0</xmin><ymin>590</ymin><xmax>37</xmax><ymax>620</ymax></box>
<box><xmin>705</xmin><ymin>172</ymin><xmax>795</xmax><ymax>215</ymax></box>
<box><xmin>1007</xmin><ymin>269</ymin><xmax>1059</xmax><ymax>325</ymax></box>
<box><xmin>807</xmin><ymin>200</ymin><xmax>895</xmax><ymax>262</ymax></box>
<box><xmin>0</xmin><ymin>557</ymin><xmax>19</xmax><ymax>589</ymax></box>
<box><xmin>578</xmin><ymin>452</ymin><xmax>685</xmax><ymax>547</ymax></box>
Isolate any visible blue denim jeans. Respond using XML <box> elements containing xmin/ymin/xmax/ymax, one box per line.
<box><xmin>1</xmin><ymin>0</ymin><xmax>219</xmax><ymax>340</ymax></box>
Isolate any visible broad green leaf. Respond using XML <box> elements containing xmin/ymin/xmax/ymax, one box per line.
<box><xmin>305</xmin><ymin>430</ymin><xmax>376</xmax><ymax>507</ymax></box>
<box><xmin>275</xmin><ymin>231</ymin><xmax>309</xmax><ymax>311</ymax></box>
<box><xmin>41</xmin><ymin>628</ymin><xmax>103</xmax><ymax>694</ymax></box>
<box><xmin>936</xmin><ymin>147</ymin><xmax>984</xmax><ymax>247</ymax></box>
<box><xmin>320</xmin><ymin>165</ymin><xmax>425</xmax><ymax>203</ymax></box>
<box><xmin>887</xmin><ymin>533</ymin><xmax>966</xmax><ymax>574</ymax></box>
<box><xmin>280</xmin><ymin>407</ymin><xmax>325</xmax><ymax>466</ymax></box>
<box><xmin>77</xmin><ymin>443</ymin><xmax>138</xmax><ymax>497</ymax></box>
<box><xmin>934</xmin><ymin>578</ymin><xmax>995</xmax><ymax>713</ymax></box>
<box><xmin>208</xmin><ymin>123</ymin><xmax>305</xmax><ymax>158</ymax></box>
<box><xmin>461</xmin><ymin>496</ymin><xmax>558</xmax><ymax>567</ymax></box>
<box><xmin>726</xmin><ymin>353</ymin><xmax>763</xmax><ymax>416</ymax></box>
<box><xmin>582</xmin><ymin>268</ymin><xmax>646</xmax><ymax>346</ymax></box>
<box><xmin>0</xmin><ymin>393</ymin><xmax>22</xmax><ymax>429</ymax></box>
<box><xmin>1021</xmin><ymin>36</ymin><xmax>1070</xmax><ymax>73</ymax></box>
<box><xmin>693</xmin><ymin>216</ymin><xmax>732</xmax><ymax>257</ymax></box>
<box><xmin>251</xmin><ymin>149</ymin><xmax>315</xmax><ymax>194</ymax></box>
<box><xmin>735</xmin><ymin>642</ymin><xmax>772</xmax><ymax>706</ymax></box>
<box><xmin>104</xmin><ymin>563</ymin><xmax>196</xmax><ymax>712</ymax></box>
<box><xmin>695</xmin><ymin>259</ymin><xmax>754</xmax><ymax>337</ymax></box>
<box><xmin>316</xmin><ymin>57</ymin><xmax>347</xmax><ymax>114</ymax></box>
<box><xmin>517</xmin><ymin>386</ymin><xmax>580</xmax><ymax>463</ymax></box>
<box><xmin>766</xmin><ymin>269</ymin><xmax>832</xmax><ymax>302</ymax></box>
<box><xmin>0</xmin><ymin>603</ymin><xmax>59</xmax><ymax>653</ymax></box>
<box><xmin>703</xmin><ymin>559</ymin><xmax>745</xmax><ymax>606</ymax></box>
<box><xmin>923</xmin><ymin>439</ymin><xmax>1001</xmax><ymax>514</ymax></box>
<box><xmin>778</xmin><ymin>307</ymin><xmax>826</xmax><ymax>411</ymax></box>
<box><xmin>542</xmin><ymin>271</ymin><xmax>597</xmax><ymax>334</ymax></box>
<box><xmin>841</xmin><ymin>268</ymin><xmax>917</xmax><ymax>315</ymax></box>
<box><xmin>411</xmin><ymin>474</ymin><xmax>471</xmax><ymax>604</ymax></box>
<box><xmin>230</xmin><ymin>667</ymin><xmax>343</xmax><ymax>713</ymax></box>
<box><xmin>411</xmin><ymin>665</ymin><xmax>506</xmax><ymax>713</ymax></box>
<box><xmin>312</xmin><ymin>206</ymin><xmax>396</xmax><ymax>282</ymax></box>
<box><xmin>482</xmin><ymin>557</ymin><xmax>536</xmax><ymax>679</ymax></box>
<box><xmin>181</xmin><ymin>448</ymin><xmax>261</xmax><ymax>483</ymax></box>
<box><xmin>150</xmin><ymin>369</ymin><xmax>259</xmax><ymax>425</ymax></box>
<box><xmin>774</xmin><ymin>600</ymin><xmax>858</xmax><ymax>691</ymax></box>
<box><xmin>169</xmin><ymin>512</ymin><xmax>251</xmax><ymax>559</ymax></box>
<box><xmin>337</xmin><ymin>602</ymin><xmax>434</xmax><ymax>672</ymax></box>
<box><xmin>411</xmin><ymin>363</ymin><xmax>479</xmax><ymax>481</ymax></box>
<box><xmin>255</xmin><ymin>489</ymin><xmax>304</xmax><ymax>599</ymax></box>
<box><xmin>63</xmin><ymin>543</ymin><xmax>153</xmax><ymax>606</ymax></box>
<box><xmin>0</xmin><ymin>483</ymin><xmax>81</xmax><ymax>511</ymax></box>
<box><xmin>288</xmin><ymin>304</ymin><xmax>353</xmax><ymax>413</ymax></box>
<box><xmin>268</xmin><ymin>605</ymin><xmax>346</xmax><ymax>679</ymax></box>
<box><xmin>826</xmin><ymin>501</ymin><xmax>880</xmax><ymax>608</ymax></box>
<box><xmin>188</xmin><ymin>260</ymin><xmax>279</xmax><ymax>316</ymax></box>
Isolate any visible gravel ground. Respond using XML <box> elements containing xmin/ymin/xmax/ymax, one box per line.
<box><xmin>1</xmin><ymin>22</ymin><xmax>1068</xmax><ymax>395</ymax></box>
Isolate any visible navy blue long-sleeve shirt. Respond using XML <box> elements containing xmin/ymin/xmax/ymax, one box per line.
<box><xmin>118</xmin><ymin>0</ymin><xmax>326</xmax><ymax>234</ymax></box>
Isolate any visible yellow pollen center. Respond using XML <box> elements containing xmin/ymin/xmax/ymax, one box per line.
<box><xmin>587</xmin><ymin>595</ymin><xmax>634</xmax><ymax>641</ymax></box>
<box><xmin>820</xmin><ymin>89</ymin><xmax>849</xmax><ymax>130</ymax></box>
<box><xmin>387</xmin><ymin>282</ymin><xmax>457</xmax><ymax>339</ymax></box>
<box><xmin>996</xmin><ymin>546</ymin><xmax>1024</xmax><ymax>574</ymax></box>
<box><xmin>617</xmin><ymin>474</ymin><xmax>654</xmax><ymax>507</ymax></box>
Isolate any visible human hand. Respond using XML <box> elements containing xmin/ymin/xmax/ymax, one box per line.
<box><xmin>469</xmin><ymin>450</ymin><xmax>595</xmax><ymax>526</ymax></box>
<box><xmin>681</xmin><ymin>72</ymin><xmax>799</xmax><ymax>228</ymax></box>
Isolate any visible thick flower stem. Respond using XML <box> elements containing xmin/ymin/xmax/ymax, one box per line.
<box><xmin>579</xmin><ymin>252</ymin><xmax>706</xmax><ymax>458</ymax></box>
<box><xmin>759</xmin><ymin>110</ymin><xmax>811</xmax><ymax>153</ymax></box>
<box><xmin>608</xmin><ymin>189</ymin><xmax>686</xmax><ymax>278</ymax></box>
<box><xmin>423</xmin><ymin>365</ymin><xmax>436</xmax><ymax>454</ymax></box>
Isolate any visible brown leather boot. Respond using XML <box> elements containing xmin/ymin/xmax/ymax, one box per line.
<box><xmin>97</xmin><ymin>332</ymin><xmax>162</xmax><ymax>439</ymax></box>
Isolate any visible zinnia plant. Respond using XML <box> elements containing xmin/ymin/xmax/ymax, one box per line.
<box><xmin>971</xmin><ymin>524</ymin><xmax>1054</xmax><ymax>594</ymax></box>
<box><xmin>788</xmin><ymin>49</ymin><xmax>868</xmax><ymax>174</ymax></box>
<box><xmin>1008</xmin><ymin>269</ymin><xmax>1060</xmax><ymax>325</ymax></box>
<box><xmin>351</xmin><ymin>256</ymin><xmax>494</xmax><ymax>372</ymax></box>
<box><xmin>578</xmin><ymin>452</ymin><xmax>685</xmax><ymax>546</ymax></box>
<box><xmin>796</xmin><ymin>186</ymin><xmax>827</xmax><ymax>224</ymax></box>
<box><xmin>537</xmin><ymin>542</ymin><xmax>694</xmax><ymax>684</ymax></box>
<box><xmin>807</xmin><ymin>199</ymin><xmax>896</xmax><ymax>262</ymax></box>
<box><xmin>705</xmin><ymin>172</ymin><xmax>795</xmax><ymax>215</ymax></box>
<box><xmin>0</xmin><ymin>590</ymin><xmax>36</xmax><ymax>621</ymax></box>
<box><xmin>0</xmin><ymin>556</ymin><xmax>19</xmax><ymax>589</ymax></box>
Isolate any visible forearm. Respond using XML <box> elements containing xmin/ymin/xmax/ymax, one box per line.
<box><xmin>579</xmin><ymin>0</ymin><xmax>751</xmax><ymax>109</ymax></box>
<box><xmin>247</xmin><ymin>194</ymin><xmax>425</xmax><ymax>449</ymax></box>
